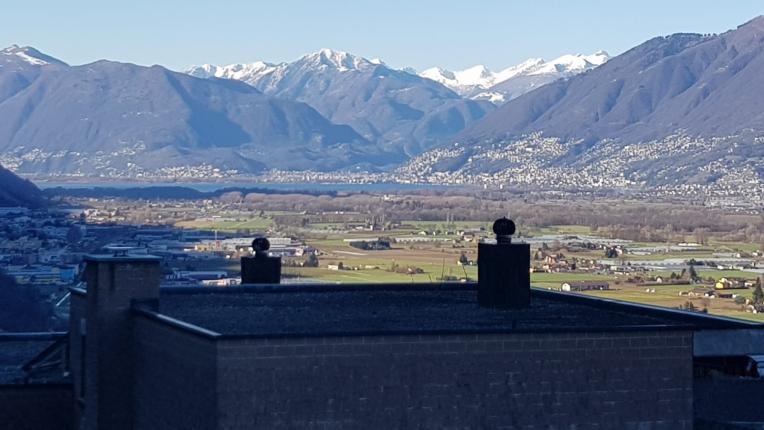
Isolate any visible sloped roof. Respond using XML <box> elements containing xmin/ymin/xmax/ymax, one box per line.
<box><xmin>133</xmin><ymin>284</ymin><xmax>757</xmax><ymax>338</ymax></box>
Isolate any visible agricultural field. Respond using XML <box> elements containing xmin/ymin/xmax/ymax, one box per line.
<box><xmin>175</xmin><ymin>215</ymin><xmax>274</xmax><ymax>232</ymax></box>
<box><xmin>192</xmin><ymin>219</ymin><xmax>759</xmax><ymax>320</ymax></box>
<box><xmin>299</xmin><ymin>223</ymin><xmax>763</xmax><ymax>322</ymax></box>
<box><xmin>580</xmin><ymin>286</ymin><xmax>764</xmax><ymax>323</ymax></box>
<box><xmin>69</xmin><ymin>190</ymin><xmax>764</xmax><ymax>323</ymax></box>
<box><xmin>159</xmin><ymin>202</ymin><xmax>764</xmax><ymax>324</ymax></box>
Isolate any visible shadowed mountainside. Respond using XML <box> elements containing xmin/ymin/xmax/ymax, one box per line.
<box><xmin>458</xmin><ymin>16</ymin><xmax>764</xmax><ymax>144</ymax></box>
<box><xmin>0</xmin><ymin>164</ymin><xmax>44</xmax><ymax>207</ymax></box>
<box><xmin>0</xmin><ymin>46</ymin><xmax>401</xmax><ymax>175</ymax></box>
<box><xmin>188</xmin><ymin>49</ymin><xmax>495</xmax><ymax>156</ymax></box>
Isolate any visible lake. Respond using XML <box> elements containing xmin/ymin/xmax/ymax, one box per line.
<box><xmin>35</xmin><ymin>180</ymin><xmax>456</xmax><ymax>193</ymax></box>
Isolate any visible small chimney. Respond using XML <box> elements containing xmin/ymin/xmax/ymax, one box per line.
<box><xmin>477</xmin><ymin>218</ymin><xmax>530</xmax><ymax>308</ymax></box>
<box><xmin>241</xmin><ymin>237</ymin><xmax>281</xmax><ymax>284</ymax></box>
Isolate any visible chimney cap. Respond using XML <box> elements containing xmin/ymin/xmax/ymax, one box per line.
<box><xmin>493</xmin><ymin>217</ymin><xmax>515</xmax><ymax>244</ymax></box>
<box><xmin>252</xmin><ymin>237</ymin><xmax>270</xmax><ymax>252</ymax></box>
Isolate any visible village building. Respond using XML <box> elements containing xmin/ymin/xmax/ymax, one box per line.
<box><xmin>560</xmin><ymin>280</ymin><xmax>610</xmax><ymax>291</ymax></box>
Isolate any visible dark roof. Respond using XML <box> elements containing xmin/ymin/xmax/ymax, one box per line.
<box><xmin>136</xmin><ymin>284</ymin><xmax>760</xmax><ymax>339</ymax></box>
<box><xmin>84</xmin><ymin>254</ymin><xmax>161</xmax><ymax>262</ymax></box>
<box><xmin>0</xmin><ymin>333</ymin><xmax>67</xmax><ymax>385</ymax></box>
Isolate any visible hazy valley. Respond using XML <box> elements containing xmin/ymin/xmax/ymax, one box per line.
<box><xmin>1</xmin><ymin>17</ymin><xmax>764</xmax><ymax>207</ymax></box>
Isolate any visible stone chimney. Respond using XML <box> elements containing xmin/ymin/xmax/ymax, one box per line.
<box><xmin>71</xmin><ymin>253</ymin><xmax>161</xmax><ymax>430</ymax></box>
<box><xmin>477</xmin><ymin>218</ymin><xmax>530</xmax><ymax>308</ymax></box>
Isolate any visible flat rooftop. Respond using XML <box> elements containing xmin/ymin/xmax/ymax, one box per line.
<box><xmin>140</xmin><ymin>284</ymin><xmax>756</xmax><ymax>338</ymax></box>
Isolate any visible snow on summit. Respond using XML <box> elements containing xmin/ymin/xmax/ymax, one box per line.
<box><xmin>185</xmin><ymin>49</ymin><xmax>609</xmax><ymax>105</ymax></box>
<box><xmin>300</xmin><ymin>48</ymin><xmax>375</xmax><ymax>71</ymax></box>
<box><xmin>418</xmin><ymin>51</ymin><xmax>610</xmax><ymax>103</ymax></box>
<box><xmin>528</xmin><ymin>52</ymin><xmax>609</xmax><ymax>76</ymax></box>
<box><xmin>185</xmin><ymin>49</ymin><xmax>380</xmax><ymax>86</ymax></box>
<box><xmin>1</xmin><ymin>45</ymin><xmax>67</xmax><ymax>67</ymax></box>
<box><xmin>187</xmin><ymin>61</ymin><xmax>278</xmax><ymax>81</ymax></box>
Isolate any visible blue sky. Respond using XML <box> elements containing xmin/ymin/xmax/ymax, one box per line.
<box><xmin>2</xmin><ymin>1</ymin><xmax>762</xmax><ymax>71</ymax></box>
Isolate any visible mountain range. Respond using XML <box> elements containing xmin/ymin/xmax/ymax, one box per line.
<box><xmin>0</xmin><ymin>45</ymin><xmax>397</xmax><ymax>176</ymax></box>
<box><xmin>419</xmin><ymin>51</ymin><xmax>609</xmax><ymax>103</ymax></box>
<box><xmin>0</xmin><ymin>44</ymin><xmax>614</xmax><ymax>180</ymax></box>
<box><xmin>1</xmin><ymin>16</ymin><xmax>764</xmax><ymax>192</ymax></box>
<box><xmin>188</xmin><ymin>49</ymin><xmax>496</xmax><ymax>155</ymax></box>
<box><xmin>405</xmin><ymin>16</ymin><xmax>764</xmax><ymax>188</ymax></box>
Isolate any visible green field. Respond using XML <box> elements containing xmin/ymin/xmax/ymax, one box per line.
<box><xmin>284</xmin><ymin>267</ymin><xmax>445</xmax><ymax>283</ymax></box>
<box><xmin>580</xmin><ymin>285</ymin><xmax>764</xmax><ymax>323</ymax></box>
<box><xmin>176</xmin><ymin>216</ymin><xmax>274</xmax><ymax>232</ymax></box>
<box><xmin>651</xmin><ymin>269</ymin><xmax>758</xmax><ymax>280</ymax></box>
<box><xmin>402</xmin><ymin>220</ymin><xmax>488</xmax><ymax>229</ymax></box>
<box><xmin>172</xmin><ymin>215</ymin><xmax>764</xmax><ymax>323</ymax></box>
<box><xmin>531</xmin><ymin>272</ymin><xmax>617</xmax><ymax>290</ymax></box>
<box><xmin>707</xmin><ymin>241</ymin><xmax>761</xmax><ymax>253</ymax></box>
<box><xmin>707</xmin><ymin>309</ymin><xmax>764</xmax><ymax>323</ymax></box>
<box><xmin>537</xmin><ymin>225</ymin><xmax>594</xmax><ymax>235</ymax></box>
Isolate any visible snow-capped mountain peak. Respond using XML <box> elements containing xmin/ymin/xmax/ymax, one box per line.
<box><xmin>186</xmin><ymin>63</ymin><xmax>218</xmax><ymax>78</ymax></box>
<box><xmin>299</xmin><ymin>48</ymin><xmax>374</xmax><ymax>72</ymax></box>
<box><xmin>1</xmin><ymin>45</ymin><xmax>66</xmax><ymax>66</ymax></box>
<box><xmin>187</xmin><ymin>60</ymin><xmax>280</xmax><ymax>81</ymax></box>
<box><xmin>420</xmin><ymin>67</ymin><xmax>456</xmax><ymax>83</ymax></box>
<box><xmin>586</xmin><ymin>50</ymin><xmax>610</xmax><ymax>66</ymax></box>
<box><xmin>528</xmin><ymin>52</ymin><xmax>610</xmax><ymax>76</ymax></box>
<box><xmin>186</xmin><ymin>49</ymin><xmax>609</xmax><ymax>105</ymax></box>
<box><xmin>185</xmin><ymin>48</ymin><xmax>385</xmax><ymax>89</ymax></box>
<box><xmin>493</xmin><ymin>58</ymin><xmax>545</xmax><ymax>82</ymax></box>
<box><xmin>418</xmin><ymin>51</ymin><xmax>610</xmax><ymax>103</ymax></box>
<box><xmin>420</xmin><ymin>65</ymin><xmax>497</xmax><ymax>93</ymax></box>
<box><xmin>455</xmin><ymin>65</ymin><xmax>492</xmax><ymax>83</ymax></box>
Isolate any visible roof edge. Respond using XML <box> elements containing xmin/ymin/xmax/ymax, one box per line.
<box><xmin>161</xmin><ymin>282</ymin><xmax>474</xmax><ymax>296</ymax></box>
<box><xmin>0</xmin><ymin>332</ymin><xmax>67</xmax><ymax>340</ymax></box>
<box><xmin>531</xmin><ymin>288</ymin><xmax>763</xmax><ymax>329</ymax></box>
<box><xmin>131</xmin><ymin>306</ymin><xmax>221</xmax><ymax>339</ymax></box>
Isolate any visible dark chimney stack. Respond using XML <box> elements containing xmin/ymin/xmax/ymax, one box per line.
<box><xmin>477</xmin><ymin>218</ymin><xmax>530</xmax><ymax>308</ymax></box>
<box><xmin>241</xmin><ymin>237</ymin><xmax>281</xmax><ymax>284</ymax></box>
<box><xmin>73</xmin><ymin>254</ymin><xmax>162</xmax><ymax>430</ymax></box>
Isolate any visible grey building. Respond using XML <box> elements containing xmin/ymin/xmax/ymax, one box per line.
<box><xmin>2</xmin><ymin>253</ymin><xmax>764</xmax><ymax>429</ymax></box>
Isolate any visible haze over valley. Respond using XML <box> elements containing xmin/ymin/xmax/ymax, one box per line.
<box><xmin>3</xmin><ymin>5</ymin><xmax>764</xmax><ymax>428</ymax></box>
<box><xmin>1</xmin><ymin>17</ymin><xmax>764</xmax><ymax>207</ymax></box>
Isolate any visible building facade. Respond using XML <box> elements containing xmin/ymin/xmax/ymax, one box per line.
<box><xmin>2</xmin><ymin>254</ymin><xmax>764</xmax><ymax>429</ymax></box>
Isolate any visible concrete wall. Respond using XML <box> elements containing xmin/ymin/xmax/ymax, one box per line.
<box><xmin>215</xmin><ymin>330</ymin><xmax>694</xmax><ymax>429</ymax></box>
<box><xmin>0</xmin><ymin>384</ymin><xmax>73</xmax><ymax>430</ymax></box>
<box><xmin>695</xmin><ymin>374</ymin><xmax>764</xmax><ymax>426</ymax></box>
<box><xmin>132</xmin><ymin>315</ymin><xmax>218</xmax><ymax>430</ymax></box>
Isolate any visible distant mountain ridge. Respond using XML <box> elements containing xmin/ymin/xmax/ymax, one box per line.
<box><xmin>3</xmin><ymin>15</ymin><xmax>764</xmax><ymax>193</ymax></box>
<box><xmin>419</xmin><ymin>51</ymin><xmax>609</xmax><ymax>103</ymax></box>
<box><xmin>458</xmin><ymin>18</ymin><xmax>764</xmax><ymax>143</ymax></box>
<box><xmin>1</xmin><ymin>45</ymin><xmax>67</xmax><ymax>66</ymax></box>
<box><xmin>187</xmin><ymin>48</ymin><xmax>495</xmax><ymax>155</ymax></box>
<box><xmin>187</xmin><ymin>50</ymin><xmax>609</xmax><ymax>113</ymax></box>
<box><xmin>0</xmin><ymin>47</ymin><xmax>401</xmax><ymax>177</ymax></box>
<box><xmin>0</xmin><ymin>164</ymin><xmax>44</xmax><ymax>207</ymax></box>
<box><xmin>400</xmin><ymin>16</ymin><xmax>764</xmax><ymax>190</ymax></box>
